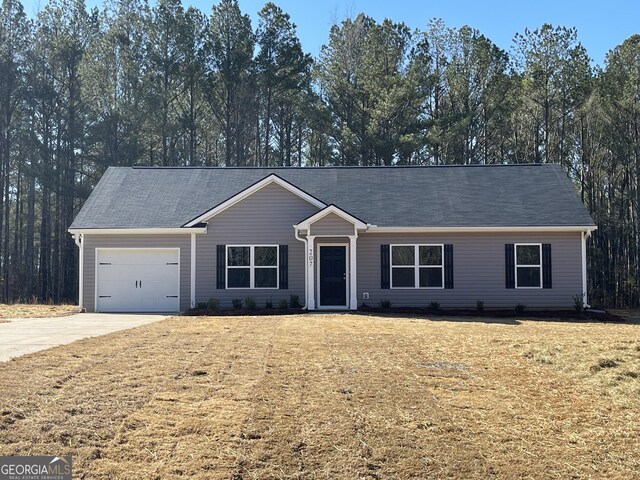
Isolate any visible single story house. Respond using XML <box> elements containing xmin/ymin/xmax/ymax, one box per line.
<box><xmin>68</xmin><ymin>164</ymin><xmax>597</xmax><ymax>313</ymax></box>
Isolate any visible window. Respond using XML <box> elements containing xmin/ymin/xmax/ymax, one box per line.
<box><xmin>227</xmin><ymin>245</ymin><xmax>278</xmax><ymax>289</ymax></box>
<box><xmin>391</xmin><ymin>245</ymin><xmax>443</xmax><ymax>288</ymax></box>
<box><xmin>515</xmin><ymin>244</ymin><xmax>541</xmax><ymax>288</ymax></box>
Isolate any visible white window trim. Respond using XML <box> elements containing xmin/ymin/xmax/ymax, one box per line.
<box><xmin>515</xmin><ymin>243</ymin><xmax>543</xmax><ymax>289</ymax></box>
<box><xmin>226</xmin><ymin>245</ymin><xmax>279</xmax><ymax>290</ymax></box>
<box><xmin>390</xmin><ymin>244</ymin><xmax>444</xmax><ymax>289</ymax></box>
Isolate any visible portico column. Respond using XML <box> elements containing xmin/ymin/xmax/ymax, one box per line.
<box><xmin>349</xmin><ymin>235</ymin><xmax>358</xmax><ymax>310</ymax></box>
<box><xmin>307</xmin><ymin>235</ymin><xmax>316</xmax><ymax>310</ymax></box>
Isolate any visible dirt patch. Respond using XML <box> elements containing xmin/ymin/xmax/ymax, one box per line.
<box><xmin>0</xmin><ymin>304</ymin><xmax>78</xmax><ymax>319</ymax></box>
<box><xmin>0</xmin><ymin>314</ymin><xmax>638</xmax><ymax>478</ymax></box>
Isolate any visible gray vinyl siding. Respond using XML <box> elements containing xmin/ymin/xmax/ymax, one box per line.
<box><xmin>83</xmin><ymin>234</ymin><xmax>192</xmax><ymax>312</ymax></box>
<box><xmin>80</xmin><ymin>216</ymin><xmax>584</xmax><ymax>311</ymax></box>
<box><xmin>310</xmin><ymin>213</ymin><xmax>355</xmax><ymax>236</ymax></box>
<box><xmin>196</xmin><ymin>182</ymin><xmax>319</xmax><ymax>307</ymax></box>
<box><xmin>357</xmin><ymin>232</ymin><xmax>583</xmax><ymax>308</ymax></box>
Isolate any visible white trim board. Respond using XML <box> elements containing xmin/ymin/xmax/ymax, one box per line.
<box><xmin>71</xmin><ymin>225</ymin><xmax>596</xmax><ymax>236</ymax></box>
<box><xmin>184</xmin><ymin>174</ymin><xmax>326</xmax><ymax>227</ymax></box>
<box><xmin>367</xmin><ymin>226</ymin><xmax>597</xmax><ymax>233</ymax></box>
<box><xmin>581</xmin><ymin>231</ymin><xmax>589</xmax><ymax>307</ymax></box>
<box><xmin>190</xmin><ymin>234</ymin><xmax>196</xmax><ymax>308</ymax></box>
<box><xmin>73</xmin><ymin>234</ymin><xmax>85</xmax><ymax>310</ymax></box>
<box><xmin>69</xmin><ymin>227</ymin><xmax>206</xmax><ymax>235</ymax></box>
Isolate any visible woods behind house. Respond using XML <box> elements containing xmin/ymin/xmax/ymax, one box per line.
<box><xmin>0</xmin><ymin>0</ymin><xmax>638</xmax><ymax>307</ymax></box>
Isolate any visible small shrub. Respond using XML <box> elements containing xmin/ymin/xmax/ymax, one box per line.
<box><xmin>289</xmin><ymin>295</ymin><xmax>301</xmax><ymax>309</ymax></box>
<box><xmin>476</xmin><ymin>300</ymin><xmax>484</xmax><ymax>312</ymax></box>
<box><xmin>429</xmin><ymin>301</ymin><xmax>441</xmax><ymax>311</ymax></box>
<box><xmin>244</xmin><ymin>296</ymin><xmax>256</xmax><ymax>310</ymax></box>
<box><xmin>379</xmin><ymin>299</ymin><xmax>392</xmax><ymax>308</ymax></box>
<box><xmin>572</xmin><ymin>293</ymin><xmax>584</xmax><ymax>313</ymax></box>
<box><xmin>206</xmin><ymin>298</ymin><xmax>220</xmax><ymax>310</ymax></box>
<box><xmin>265</xmin><ymin>299</ymin><xmax>273</xmax><ymax>309</ymax></box>
<box><xmin>232</xmin><ymin>298</ymin><xmax>243</xmax><ymax>309</ymax></box>
<box><xmin>196</xmin><ymin>301</ymin><xmax>208</xmax><ymax>310</ymax></box>
<box><xmin>278</xmin><ymin>299</ymin><xmax>289</xmax><ymax>309</ymax></box>
<box><xmin>515</xmin><ymin>303</ymin><xmax>526</xmax><ymax>314</ymax></box>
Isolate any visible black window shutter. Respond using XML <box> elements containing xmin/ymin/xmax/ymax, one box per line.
<box><xmin>381</xmin><ymin>244</ymin><xmax>390</xmax><ymax>289</ymax></box>
<box><xmin>444</xmin><ymin>244</ymin><xmax>454</xmax><ymax>289</ymax></box>
<box><xmin>542</xmin><ymin>243</ymin><xmax>552</xmax><ymax>289</ymax></box>
<box><xmin>505</xmin><ymin>244</ymin><xmax>515</xmax><ymax>289</ymax></box>
<box><xmin>216</xmin><ymin>245</ymin><xmax>226</xmax><ymax>289</ymax></box>
<box><xmin>279</xmin><ymin>245</ymin><xmax>288</xmax><ymax>289</ymax></box>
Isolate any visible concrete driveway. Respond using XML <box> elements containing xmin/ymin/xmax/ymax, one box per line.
<box><xmin>0</xmin><ymin>313</ymin><xmax>169</xmax><ymax>362</ymax></box>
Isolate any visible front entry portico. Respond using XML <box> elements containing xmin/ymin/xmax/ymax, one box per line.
<box><xmin>294</xmin><ymin>205</ymin><xmax>370</xmax><ymax>310</ymax></box>
<box><xmin>304</xmin><ymin>234</ymin><xmax>359</xmax><ymax>310</ymax></box>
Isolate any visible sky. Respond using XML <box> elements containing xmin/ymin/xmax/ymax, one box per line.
<box><xmin>21</xmin><ymin>0</ymin><xmax>640</xmax><ymax>66</ymax></box>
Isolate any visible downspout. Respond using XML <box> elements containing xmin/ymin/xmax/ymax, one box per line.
<box><xmin>73</xmin><ymin>233</ymin><xmax>84</xmax><ymax>311</ymax></box>
<box><xmin>294</xmin><ymin>228</ymin><xmax>307</xmax><ymax>310</ymax></box>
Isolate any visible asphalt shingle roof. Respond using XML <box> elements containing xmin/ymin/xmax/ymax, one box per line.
<box><xmin>70</xmin><ymin>164</ymin><xmax>595</xmax><ymax>229</ymax></box>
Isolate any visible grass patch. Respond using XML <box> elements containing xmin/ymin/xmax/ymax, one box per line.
<box><xmin>0</xmin><ymin>304</ymin><xmax>78</xmax><ymax>319</ymax></box>
<box><xmin>0</xmin><ymin>314</ymin><xmax>639</xmax><ymax>478</ymax></box>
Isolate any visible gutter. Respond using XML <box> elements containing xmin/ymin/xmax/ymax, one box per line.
<box><xmin>367</xmin><ymin>225</ymin><xmax>598</xmax><ymax>234</ymax></box>
<box><xmin>68</xmin><ymin>227</ymin><xmax>207</xmax><ymax>235</ymax></box>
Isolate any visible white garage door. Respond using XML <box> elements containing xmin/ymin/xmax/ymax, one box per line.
<box><xmin>96</xmin><ymin>249</ymin><xmax>180</xmax><ymax>312</ymax></box>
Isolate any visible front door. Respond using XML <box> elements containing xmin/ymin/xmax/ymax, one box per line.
<box><xmin>319</xmin><ymin>246</ymin><xmax>347</xmax><ymax>307</ymax></box>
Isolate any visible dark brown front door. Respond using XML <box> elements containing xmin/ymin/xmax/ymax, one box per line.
<box><xmin>319</xmin><ymin>246</ymin><xmax>347</xmax><ymax>306</ymax></box>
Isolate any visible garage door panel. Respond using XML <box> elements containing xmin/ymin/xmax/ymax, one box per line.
<box><xmin>96</xmin><ymin>249</ymin><xmax>180</xmax><ymax>312</ymax></box>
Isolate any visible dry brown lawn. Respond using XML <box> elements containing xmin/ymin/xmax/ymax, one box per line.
<box><xmin>0</xmin><ymin>303</ymin><xmax>78</xmax><ymax>319</ymax></box>
<box><xmin>0</xmin><ymin>313</ymin><xmax>639</xmax><ymax>479</ymax></box>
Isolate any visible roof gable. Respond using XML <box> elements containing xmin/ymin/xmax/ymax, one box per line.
<box><xmin>294</xmin><ymin>204</ymin><xmax>368</xmax><ymax>231</ymax></box>
<box><xmin>183</xmin><ymin>173</ymin><xmax>326</xmax><ymax>227</ymax></box>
